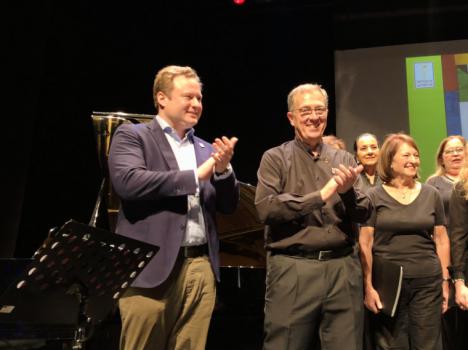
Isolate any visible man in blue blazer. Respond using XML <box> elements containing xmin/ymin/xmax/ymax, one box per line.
<box><xmin>108</xmin><ymin>65</ymin><xmax>239</xmax><ymax>350</ymax></box>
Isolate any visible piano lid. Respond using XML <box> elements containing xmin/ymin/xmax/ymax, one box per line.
<box><xmin>91</xmin><ymin>112</ymin><xmax>265</xmax><ymax>268</ymax></box>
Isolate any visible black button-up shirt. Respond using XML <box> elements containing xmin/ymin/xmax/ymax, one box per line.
<box><xmin>255</xmin><ymin>138</ymin><xmax>372</xmax><ymax>251</ymax></box>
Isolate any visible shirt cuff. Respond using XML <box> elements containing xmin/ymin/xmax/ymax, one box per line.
<box><xmin>452</xmin><ymin>271</ymin><xmax>466</xmax><ymax>281</ymax></box>
<box><xmin>214</xmin><ymin>163</ymin><xmax>233</xmax><ymax>180</ymax></box>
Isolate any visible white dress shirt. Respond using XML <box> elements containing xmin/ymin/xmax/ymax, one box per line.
<box><xmin>156</xmin><ymin>116</ymin><xmax>207</xmax><ymax>246</ymax></box>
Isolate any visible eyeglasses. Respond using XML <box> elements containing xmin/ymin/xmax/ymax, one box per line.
<box><xmin>294</xmin><ymin>106</ymin><xmax>327</xmax><ymax>118</ymax></box>
<box><xmin>444</xmin><ymin>147</ymin><xmax>465</xmax><ymax>155</ymax></box>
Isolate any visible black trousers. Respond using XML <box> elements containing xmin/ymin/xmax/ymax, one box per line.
<box><xmin>372</xmin><ymin>276</ymin><xmax>442</xmax><ymax>350</ymax></box>
<box><xmin>441</xmin><ymin>306</ymin><xmax>457</xmax><ymax>350</ymax></box>
<box><xmin>263</xmin><ymin>251</ymin><xmax>363</xmax><ymax>350</ymax></box>
<box><xmin>454</xmin><ymin>308</ymin><xmax>468</xmax><ymax>350</ymax></box>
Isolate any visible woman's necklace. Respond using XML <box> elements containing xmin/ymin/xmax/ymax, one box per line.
<box><xmin>385</xmin><ymin>181</ymin><xmax>419</xmax><ymax>201</ymax></box>
<box><xmin>399</xmin><ymin>187</ymin><xmax>414</xmax><ymax>199</ymax></box>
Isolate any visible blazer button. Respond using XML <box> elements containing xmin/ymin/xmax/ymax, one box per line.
<box><xmin>180</xmin><ymin>224</ymin><xmax>186</xmax><ymax>231</ymax></box>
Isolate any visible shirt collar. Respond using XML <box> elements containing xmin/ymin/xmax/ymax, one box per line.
<box><xmin>294</xmin><ymin>137</ymin><xmax>325</xmax><ymax>159</ymax></box>
<box><xmin>156</xmin><ymin>115</ymin><xmax>194</xmax><ymax>143</ymax></box>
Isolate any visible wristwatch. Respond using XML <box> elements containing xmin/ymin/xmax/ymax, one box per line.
<box><xmin>215</xmin><ymin>164</ymin><xmax>232</xmax><ymax>176</ymax></box>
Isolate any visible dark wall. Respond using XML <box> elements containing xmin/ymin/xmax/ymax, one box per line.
<box><xmin>4</xmin><ymin>0</ymin><xmax>468</xmax><ymax>257</ymax></box>
<box><xmin>3</xmin><ymin>1</ymin><xmax>54</xmax><ymax>257</ymax></box>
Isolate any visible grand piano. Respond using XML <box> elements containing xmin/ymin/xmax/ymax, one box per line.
<box><xmin>91</xmin><ymin>112</ymin><xmax>266</xmax><ymax>349</ymax></box>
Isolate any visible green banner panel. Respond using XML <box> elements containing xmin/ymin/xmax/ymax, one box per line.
<box><xmin>406</xmin><ymin>56</ymin><xmax>447</xmax><ymax>181</ymax></box>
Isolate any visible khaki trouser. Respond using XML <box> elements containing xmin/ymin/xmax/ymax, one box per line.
<box><xmin>119</xmin><ymin>256</ymin><xmax>216</xmax><ymax>350</ymax></box>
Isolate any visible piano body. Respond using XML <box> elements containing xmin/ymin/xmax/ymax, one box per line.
<box><xmin>91</xmin><ymin>112</ymin><xmax>265</xmax><ymax>349</ymax></box>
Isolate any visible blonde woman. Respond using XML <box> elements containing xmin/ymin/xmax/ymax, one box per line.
<box><xmin>427</xmin><ymin>135</ymin><xmax>466</xmax><ymax>221</ymax></box>
<box><xmin>450</xmin><ymin>153</ymin><xmax>468</xmax><ymax>309</ymax></box>
<box><xmin>426</xmin><ymin>136</ymin><xmax>466</xmax><ymax>350</ymax></box>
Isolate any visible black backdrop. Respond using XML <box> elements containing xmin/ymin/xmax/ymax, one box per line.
<box><xmin>4</xmin><ymin>0</ymin><xmax>468</xmax><ymax>258</ymax></box>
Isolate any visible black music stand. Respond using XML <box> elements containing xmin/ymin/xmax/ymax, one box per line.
<box><xmin>0</xmin><ymin>220</ymin><xmax>159</xmax><ymax>349</ymax></box>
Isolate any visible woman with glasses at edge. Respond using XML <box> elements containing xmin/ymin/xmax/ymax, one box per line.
<box><xmin>426</xmin><ymin>135</ymin><xmax>466</xmax><ymax>350</ymax></box>
<box><xmin>426</xmin><ymin>135</ymin><xmax>466</xmax><ymax>216</ymax></box>
<box><xmin>354</xmin><ymin>133</ymin><xmax>382</xmax><ymax>194</ymax></box>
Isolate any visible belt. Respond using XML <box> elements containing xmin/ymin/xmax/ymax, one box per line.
<box><xmin>270</xmin><ymin>245</ymin><xmax>353</xmax><ymax>261</ymax></box>
<box><xmin>179</xmin><ymin>244</ymin><xmax>208</xmax><ymax>259</ymax></box>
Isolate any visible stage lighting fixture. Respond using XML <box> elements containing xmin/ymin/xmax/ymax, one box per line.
<box><xmin>233</xmin><ymin>0</ymin><xmax>246</xmax><ymax>5</ymax></box>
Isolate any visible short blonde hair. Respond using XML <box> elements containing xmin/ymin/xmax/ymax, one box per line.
<box><xmin>377</xmin><ymin>133</ymin><xmax>420</xmax><ymax>184</ymax></box>
<box><xmin>287</xmin><ymin>83</ymin><xmax>328</xmax><ymax>112</ymax></box>
<box><xmin>153</xmin><ymin>65</ymin><xmax>201</xmax><ymax>110</ymax></box>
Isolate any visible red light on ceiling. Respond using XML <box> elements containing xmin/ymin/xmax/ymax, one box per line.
<box><xmin>233</xmin><ymin>0</ymin><xmax>246</xmax><ymax>5</ymax></box>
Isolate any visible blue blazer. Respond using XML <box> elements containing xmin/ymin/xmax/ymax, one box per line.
<box><xmin>108</xmin><ymin>118</ymin><xmax>239</xmax><ymax>288</ymax></box>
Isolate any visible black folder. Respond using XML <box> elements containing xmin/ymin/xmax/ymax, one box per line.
<box><xmin>372</xmin><ymin>255</ymin><xmax>403</xmax><ymax>317</ymax></box>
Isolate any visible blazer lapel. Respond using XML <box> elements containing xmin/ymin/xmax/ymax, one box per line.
<box><xmin>148</xmin><ymin>119</ymin><xmax>179</xmax><ymax>170</ymax></box>
<box><xmin>194</xmin><ymin>138</ymin><xmax>212</xmax><ymax>197</ymax></box>
<box><xmin>194</xmin><ymin>138</ymin><xmax>211</xmax><ymax>167</ymax></box>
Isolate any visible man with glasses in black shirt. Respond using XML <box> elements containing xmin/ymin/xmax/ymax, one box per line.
<box><xmin>255</xmin><ymin>83</ymin><xmax>372</xmax><ymax>350</ymax></box>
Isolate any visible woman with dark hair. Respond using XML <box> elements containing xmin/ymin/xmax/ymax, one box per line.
<box><xmin>354</xmin><ymin>133</ymin><xmax>382</xmax><ymax>350</ymax></box>
<box><xmin>359</xmin><ymin>133</ymin><xmax>450</xmax><ymax>350</ymax></box>
<box><xmin>354</xmin><ymin>133</ymin><xmax>382</xmax><ymax>194</ymax></box>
